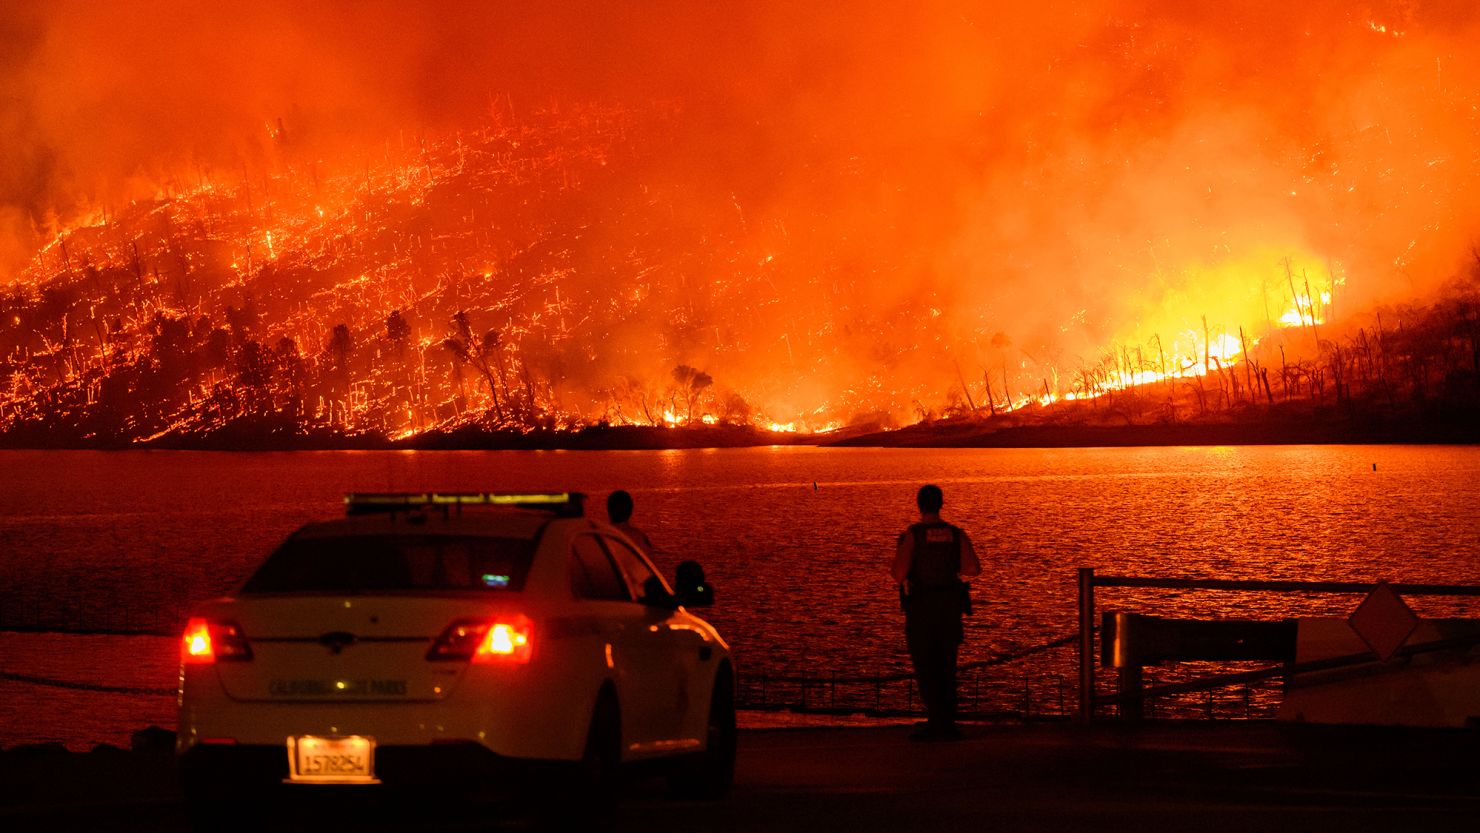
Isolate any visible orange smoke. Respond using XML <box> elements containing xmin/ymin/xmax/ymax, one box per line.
<box><xmin>2</xmin><ymin>1</ymin><xmax>1479</xmax><ymax>430</ymax></box>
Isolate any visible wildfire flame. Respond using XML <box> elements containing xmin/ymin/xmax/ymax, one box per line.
<box><xmin>1</xmin><ymin>4</ymin><xmax>1477</xmax><ymax>443</ymax></box>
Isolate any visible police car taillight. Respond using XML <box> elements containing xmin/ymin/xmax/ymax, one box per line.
<box><xmin>182</xmin><ymin>618</ymin><xmax>253</xmax><ymax>664</ymax></box>
<box><xmin>427</xmin><ymin>616</ymin><xmax>533</xmax><ymax>664</ymax></box>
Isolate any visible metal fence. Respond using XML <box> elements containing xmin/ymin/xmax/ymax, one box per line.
<box><xmin>1076</xmin><ymin>568</ymin><xmax>1480</xmax><ymax>723</ymax></box>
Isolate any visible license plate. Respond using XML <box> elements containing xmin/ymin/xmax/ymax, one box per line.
<box><xmin>286</xmin><ymin>735</ymin><xmax>378</xmax><ymax>784</ymax></box>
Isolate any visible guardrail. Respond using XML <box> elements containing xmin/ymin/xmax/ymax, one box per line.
<box><xmin>1076</xmin><ymin>568</ymin><xmax>1480</xmax><ymax>723</ymax></box>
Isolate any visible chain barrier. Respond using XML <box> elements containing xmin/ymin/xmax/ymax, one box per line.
<box><xmin>0</xmin><ymin>612</ymin><xmax>1082</xmax><ymax>715</ymax></box>
<box><xmin>0</xmin><ymin>624</ymin><xmax>178</xmax><ymax>637</ymax></box>
<box><xmin>736</xmin><ymin>633</ymin><xmax>1081</xmax><ymax>716</ymax></box>
<box><xmin>0</xmin><ymin>670</ymin><xmax>176</xmax><ymax>698</ymax></box>
<box><xmin>739</xmin><ymin>633</ymin><xmax>1078</xmax><ymax>687</ymax></box>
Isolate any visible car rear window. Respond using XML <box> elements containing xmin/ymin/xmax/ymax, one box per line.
<box><xmin>242</xmin><ymin>535</ymin><xmax>537</xmax><ymax>594</ymax></box>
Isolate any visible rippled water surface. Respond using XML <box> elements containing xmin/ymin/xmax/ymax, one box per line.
<box><xmin>2</xmin><ymin>445</ymin><xmax>1478</xmax><ymax>746</ymax></box>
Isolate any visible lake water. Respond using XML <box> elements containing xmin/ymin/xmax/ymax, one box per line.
<box><xmin>2</xmin><ymin>445</ymin><xmax>1478</xmax><ymax>747</ymax></box>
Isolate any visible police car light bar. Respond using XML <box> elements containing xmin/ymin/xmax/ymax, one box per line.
<box><xmin>345</xmin><ymin>492</ymin><xmax>586</xmax><ymax>517</ymax></box>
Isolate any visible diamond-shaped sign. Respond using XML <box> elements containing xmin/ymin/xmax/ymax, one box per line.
<box><xmin>1348</xmin><ymin>582</ymin><xmax>1419</xmax><ymax>662</ymax></box>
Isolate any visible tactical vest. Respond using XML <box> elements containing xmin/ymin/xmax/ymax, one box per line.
<box><xmin>906</xmin><ymin>522</ymin><xmax>962</xmax><ymax>592</ymax></box>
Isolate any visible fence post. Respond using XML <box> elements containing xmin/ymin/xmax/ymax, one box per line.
<box><xmin>1118</xmin><ymin>665</ymin><xmax>1143</xmax><ymax>721</ymax></box>
<box><xmin>1077</xmin><ymin>567</ymin><xmax>1096</xmax><ymax>724</ymax></box>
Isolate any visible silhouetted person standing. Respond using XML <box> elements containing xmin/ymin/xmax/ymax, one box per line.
<box><xmin>606</xmin><ymin>490</ymin><xmax>654</xmax><ymax>552</ymax></box>
<box><xmin>892</xmin><ymin>484</ymin><xmax>981</xmax><ymax>740</ymax></box>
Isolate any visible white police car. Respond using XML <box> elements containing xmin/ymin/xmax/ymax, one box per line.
<box><xmin>177</xmin><ymin>492</ymin><xmax>734</xmax><ymax>820</ymax></box>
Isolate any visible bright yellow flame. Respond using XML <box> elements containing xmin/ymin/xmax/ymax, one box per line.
<box><xmin>1206</xmin><ymin>333</ymin><xmax>1243</xmax><ymax>363</ymax></box>
<box><xmin>1280</xmin><ymin>290</ymin><xmax>1332</xmax><ymax>328</ymax></box>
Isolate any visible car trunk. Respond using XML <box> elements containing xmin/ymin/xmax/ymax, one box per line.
<box><xmin>208</xmin><ymin>595</ymin><xmax>513</xmax><ymax>703</ymax></box>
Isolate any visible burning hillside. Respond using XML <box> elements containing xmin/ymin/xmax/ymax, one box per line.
<box><xmin>1</xmin><ymin>3</ymin><xmax>1478</xmax><ymax>446</ymax></box>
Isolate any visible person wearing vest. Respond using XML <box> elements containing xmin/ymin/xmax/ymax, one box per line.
<box><xmin>891</xmin><ymin>484</ymin><xmax>981</xmax><ymax>741</ymax></box>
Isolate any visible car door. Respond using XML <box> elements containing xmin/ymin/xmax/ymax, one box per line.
<box><xmin>600</xmin><ymin>534</ymin><xmax>708</xmax><ymax>751</ymax></box>
<box><xmin>568</xmin><ymin>532</ymin><xmax>675</xmax><ymax>757</ymax></box>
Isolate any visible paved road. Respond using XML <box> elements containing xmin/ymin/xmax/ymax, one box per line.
<box><xmin>5</xmin><ymin>722</ymin><xmax>1480</xmax><ymax>832</ymax></box>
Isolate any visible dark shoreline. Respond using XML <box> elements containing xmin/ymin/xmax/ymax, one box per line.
<box><xmin>827</xmin><ymin>414</ymin><xmax>1480</xmax><ymax>448</ymax></box>
<box><xmin>1</xmin><ymin>409</ymin><xmax>1476</xmax><ymax>451</ymax></box>
<box><xmin>0</xmin><ymin>423</ymin><xmax>815</xmax><ymax>452</ymax></box>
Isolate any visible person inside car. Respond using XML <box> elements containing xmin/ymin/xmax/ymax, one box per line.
<box><xmin>606</xmin><ymin>489</ymin><xmax>654</xmax><ymax>552</ymax></box>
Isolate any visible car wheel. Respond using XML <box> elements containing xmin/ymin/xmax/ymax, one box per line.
<box><xmin>540</xmin><ymin>688</ymin><xmax>621</xmax><ymax>830</ymax></box>
<box><xmin>669</xmin><ymin>667</ymin><xmax>736</xmax><ymax>800</ymax></box>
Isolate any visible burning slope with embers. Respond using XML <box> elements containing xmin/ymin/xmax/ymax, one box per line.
<box><xmin>0</xmin><ymin>99</ymin><xmax>1477</xmax><ymax>447</ymax></box>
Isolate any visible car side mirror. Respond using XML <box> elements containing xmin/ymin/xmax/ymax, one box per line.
<box><xmin>673</xmin><ymin>560</ymin><xmax>714</xmax><ymax>608</ymax></box>
<box><xmin>640</xmin><ymin>575</ymin><xmax>679</xmax><ymax>609</ymax></box>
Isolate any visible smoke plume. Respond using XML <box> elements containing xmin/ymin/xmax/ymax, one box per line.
<box><xmin>3</xmin><ymin>1</ymin><xmax>1478</xmax><ymax>422</ymax></box>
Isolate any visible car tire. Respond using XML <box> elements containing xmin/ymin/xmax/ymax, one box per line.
<box><xmin>669</xmin><ymin>667</ymin><xmax>736</xmax><ymax>800</ymax></box>
<box><xmin>539</xmin><ymin>688</ymin><xmax>621</xmax><ymax>831</ymax></box>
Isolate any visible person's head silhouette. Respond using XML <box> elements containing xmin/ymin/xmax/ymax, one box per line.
<box><xmin>917</xmin><ymin>484</ymin><xmax>943</xmax><ymax>515</ymax></box>
<box><xmin>607</xmin><ymin>490</ymin><xmax>635</xmax><ymax>525</ymax></box>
